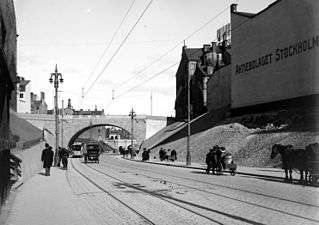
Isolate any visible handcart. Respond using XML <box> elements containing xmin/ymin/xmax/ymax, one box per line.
<box><xmin>214</xmin><ymin>153</ymin><xmax>237</xmax><ymax>176</ymax></box>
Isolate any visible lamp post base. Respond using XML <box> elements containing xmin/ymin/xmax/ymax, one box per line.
<box><xmin>54</xmin><ymin>152</ymin><xmax>60</xmax><ymax>167</ymax></box>
<box><xmin>186</xmin><ymin>154</ymin><xmax>191</xmax><ymax>166</ymax></box>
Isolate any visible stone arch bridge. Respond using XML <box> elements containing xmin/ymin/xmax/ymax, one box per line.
<box><xmin>17</xmin><ymin>113</ymin><xmax>170</xmax><ymax>148</ymax></box>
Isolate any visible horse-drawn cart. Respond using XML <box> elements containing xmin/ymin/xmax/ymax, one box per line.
<box><xmin>307</xmin><ymin>160</ymin><xmax>319</xmax><ymax>185</ymax></box>
<box><xmin>271</xmin><ymin>143</ymin><xmax>319</xmax><ymax>185</ymax></box>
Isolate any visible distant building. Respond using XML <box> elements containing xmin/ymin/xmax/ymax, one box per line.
<box><xmin>175</xmin><ymin>41</ymin><xmax>231</xmax><ymax>120</ymax></box>
<box><xmin>16</xmin><ymin>77</ymin><xmax>31</xmax><ymax>113</ymax></box>
<box><xmin>73</xmin><ymin>105</ymin><xmax>105</xmax><ymax>116</ymax></box>
<box><xmin>31</xmin><ymin>92</ymin><xmax>47</xmax><ymax>114</ymax></box>
<box><xmin>63</xmin><ymin>98</ymin><xmax>74</xmax><ymax>115</ymax></box>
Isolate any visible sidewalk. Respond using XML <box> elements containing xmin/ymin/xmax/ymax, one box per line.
<box><xmin>1</xmin><ymin>154</ymin><xmax>291</xmax><ymax>225</ymax></box>
<box><xmin>2</xmin><ymin>167</ymin><xmax>98</xmax><ymax>225</ymax></box>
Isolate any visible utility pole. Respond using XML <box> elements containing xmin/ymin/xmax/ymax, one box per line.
<box><xmin>61</xmin><ymin>100</ymin><xmax>64</xmax><ymax>148</ymax></box>
<box><xmin>89</xmin><ymin>120</ymin><xmax>93</xmax><ymax>143</ymax></box>
<box><xmin>49</xmin><ymin>64</ymin><xmax>64</xmax><ymax>166</ymax></box>
<box><xmin>187</xmin><ymin>61</ymin><xmax>196</xmax><ymax>166</ymax></box>
<box><xmin>150</xmin><ymin>91</ymin><xmax>153</xmax><ymax>116</ymax></box>
<box><xmin>129</xmin><ymin>108</ymin><xmax>136</xmax><ymax>159</ymax></box>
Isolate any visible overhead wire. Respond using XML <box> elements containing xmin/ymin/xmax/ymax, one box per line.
<box><xmin>83</xmin><ymin>0</ymin><xmax>154</xmax><ymax>98</ymax></box>
<box><xmin>82</xmin><ymin>0</ymin><xmax>136</xmax><ymax>88</ymax></box>
<box><xmin>97</xmin><ymin>0</ymin><xmax>256</xmax><ymax>112</ymax></box>
<box><xmin>112</xmin><ymin>0</ymin><xmax>240</xmax><ymax>100</ymax></box>
<box><xmin>78</xmin><ymin>0</ymin><xmax>136</xmax><ymax>109</ymax></box>
<box><xmin>114</xmin><ymin>0</ymin><xmax>239</xmax><ymax>91</ymax></box>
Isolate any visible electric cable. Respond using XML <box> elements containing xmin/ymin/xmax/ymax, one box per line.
<box><xmin>83</xmin><ymin>0</ymin><xmax>153</xmax><ymax>98</ymax></box>
<box><xmin>83</xmin><ymin>0</ymin><xmax>136</xmax><ymax>88</ymax></box>
<box><xmin>78</xmin><ymin>0</ymin><xmax>136</xmax><ymax>109</ymax></box>
<box><xmin>115</xmin><ymin>0</ymin><xmax>240</xmax><ymax>91</ymax></box>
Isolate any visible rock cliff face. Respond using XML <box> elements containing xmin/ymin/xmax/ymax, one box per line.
<box><xmin>147</xmin><ymin>108</ymin><xmax>319</xmax><ymax>167</ymax></box>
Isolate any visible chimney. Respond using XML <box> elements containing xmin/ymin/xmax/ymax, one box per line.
<box><xmin>67</xmin><ymin>98</ymin><xmax>72</xmax><ymax>108</ymax></box>
<box><xmin>211</xmin><ymin>42</ymin><xmax>218</xmax><ymax>65</ymax></box>
<box><xmin>41</xmin><ymin>92</ymin><xmax>45</xmax><ymax>101</ymax></box>
<box><xmin>231</xmin><ymin>4</ymin><xmax>237</xmax><ymax>13</ymax></box>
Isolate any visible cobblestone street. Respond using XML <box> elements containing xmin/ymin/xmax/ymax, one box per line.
<box><xmin>4</xmin><ymin>155</ymin><xmax>319</xmax><ymax>225</ymax></box>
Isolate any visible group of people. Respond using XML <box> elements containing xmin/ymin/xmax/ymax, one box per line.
<box><xmin>119</xmin><ymin>145</ymin><xmax>134</xmax><ymax>158</ymax></box>
<box><xmin>159</xmin><ymin>148</ymin><xmax>177</xmax><ymax>161</ymax></box>
<box><xmin>142</xmin><ymin>148</ymin><xmax>150</xmax><ymax>161</ymax></box>
<box><xmin>57</xmin><ymin>147</ymin><xmax>69</xmax><ymax>169</ymax></box>
<box><xmin>41</xmin><ymin>143</ymin><xmax>70</xmax><ymax>176</ymax></box>
<box><xmin>205</xmin><ymin>145</ymin><xmax>227</xmax><ymax>174</ymax></box>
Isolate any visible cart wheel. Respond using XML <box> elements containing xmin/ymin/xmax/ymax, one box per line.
<box><xmin>216</xmin><ymin>163</ymin><xmax>223</xmax><ymax>175</ymax></box>
<box><xmin>230</xmin><ymin>169</ymin><xmax>236</xmax><ymax>176</ymax></box>
<box><xmin>311</xmin><ymin>175</ymin><xmax>319</xmax><ymax>185</ymax></box>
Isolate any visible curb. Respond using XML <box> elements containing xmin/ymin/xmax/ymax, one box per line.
<box><xmin>122</xmin><ymin>157</ymin><xmax>298</xmax><ymax>182</ymax></box>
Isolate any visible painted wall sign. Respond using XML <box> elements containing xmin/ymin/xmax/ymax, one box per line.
<box><xmin>235</xmin><ymin>34</ymin><xmax>319</xmax><ymax>75</ymax></box>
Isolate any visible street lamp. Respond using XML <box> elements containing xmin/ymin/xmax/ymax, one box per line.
<box><xmin>129</xmin><ymin>108</ymin><xmax>136</xmax><ymax>159</ymax></box>
<box><xmin>187</xmin><ymin>61</ymin><xmax>196</xmax><ymax>166</ymax></box>
<box><xmin>49</xmin><ymin>64</ymin><xmax>63</xmax><ymax>166</ymax></box>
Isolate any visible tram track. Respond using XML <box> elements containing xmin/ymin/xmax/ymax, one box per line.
<box><xmin>90</xmin><ymin>157</ymin><xmax>319</xmax><ymax>224</ymax></box>
<box><xmin>99</xmin><ymin>159</ymin><xmax>319</xmax><ymax>209</ymax></box>
<box><xmin>70</xmin><ymin>159</ymin><xmax>266</xmax><ymax>225</ymax></box>
<box><xmin>69</xmin><ymin>159</ymin><xmax>156</xmax><ymax>225</ymax></box>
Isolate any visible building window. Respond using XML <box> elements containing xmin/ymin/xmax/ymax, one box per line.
<box><xmin>19</xmin><ymin>93</ymin><xmax>24</xmax><ymax>99</ymax></box>
<box><xmin>19</xmin><ymin>85</ymin><xmax>25</xmax><ymax>92</ymax></box>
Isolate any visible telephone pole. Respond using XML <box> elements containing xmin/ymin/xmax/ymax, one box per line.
<box><xmin>61</xmin><ymin>100</ymin><xmax>64</xmax><ymax>148</ymax></box>
<box><xmin>129</xmin><ymin>108</ymin><xmax>136</xmax><ymax>159</ymax></box>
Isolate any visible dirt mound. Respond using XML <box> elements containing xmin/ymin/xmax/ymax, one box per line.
<box><xmin>148</xmin><ymin>108</ymin><xmax>319</xmax><ymax>167</ymax></box>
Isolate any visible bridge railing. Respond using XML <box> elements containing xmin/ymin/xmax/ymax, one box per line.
<box><xmin>10</xmin><ymin>153</ymin><xmax>22</xmax><ymax>185</ymax></box>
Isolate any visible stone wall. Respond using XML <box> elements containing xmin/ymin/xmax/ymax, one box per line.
<box><xmin>11</xmin><ymin>142</ymin><xmax>45</xmax><ymax>188</ymax></box>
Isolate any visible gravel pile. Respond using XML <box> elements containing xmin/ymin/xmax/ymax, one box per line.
<box><xmin>148</xmin><ymin>109</ymin><xmax>319</xmax><ymax>167</ymax></box>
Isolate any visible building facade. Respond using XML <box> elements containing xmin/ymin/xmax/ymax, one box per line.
<box><xmin>0</xmin><ymin>0</ymin><xmax>17</xmax><ymax>209</ymax></box>
<box><xmin>175</xmin><ymin>40</ymin><xmax>231</xmax><ymax>120</ymax></box>
<box><xmin>16</xmin><ymin>77</ymin><xmax>31</xmax><ymax>113</ymax></box>
<box><xmin>230</xmin><ymin>0</ymin><xmax>319</xmax><ymax>114</ymax></box>
<box><xmin>31</xmin><ymin>91</ymin><xmax>47</xmax><ymax>114</ymax></box>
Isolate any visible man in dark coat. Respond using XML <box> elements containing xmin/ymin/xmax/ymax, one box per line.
<box><xmin>41</xmin><ymin>143</ymin><xmax>54</xmax><ymax>176</ymax></box>
<box><xmin>206</xmin><ymin>149</ymin><xmax>215</xmax><ymax>174</ymax></box>
<box><xmin>61</xmin><ymin>148</ymin><xmax>69</xmax><ymax>169</ymax></box>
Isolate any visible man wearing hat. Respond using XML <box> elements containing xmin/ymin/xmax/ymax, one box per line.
<box><xmin>41</xmin><ymin>143</ymin><xmax>54</xmax><ymax>176</ymax></box>
<box><xmin>205</xmin><ymin>148</ymin><xmax>215</xmax><ymax>174</ymax></box>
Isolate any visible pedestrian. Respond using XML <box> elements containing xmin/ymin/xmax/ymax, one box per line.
<box><xmin>41</xmin><ymin>143</ymin><xmax>54</xmax><ymax>176</ymax></box>
<box><xmin>61</xmin><ymin>148</ymin><xmax>69</xmax><ymax>169</ymax></box>
<box><xmin>82</xmin><ymin>143</ymin><xmax>88</xmax><ymax>163</ymax></box>
<box><xmin>205</xmin><ymin>148</ymin><xmax>215</xmax><ymax>174</ymax></box>
<box><xmin>119</xmin><ymin>146</ymin><xmax>125</xmax><ymax>157</ymax></box>
<box><xmin>57</xmin><ymin>147</ymin><xmax>62</xmax><ymax>167</ymax></box>
<box><xmin>159</xmin><ymin>148</ymin><xmax>163</xmax><ymax>161</ymax></box>
<box><xmin>147</xmin><ymin>149</ymin><xmax>150</xmax><ymax>160</ymax></box>
<box><xmin>142</xmin><ymin>148</ymin><xmax>147</xmax><ymax>161</ymax></box>
<box><xmin>170</xmin><ymin>149</ymin><xmax>177</xmax><ymax>161</ymax></box>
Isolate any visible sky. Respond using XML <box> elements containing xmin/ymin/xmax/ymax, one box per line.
<box><xmin>14</xmin><ymin>0</ymin><xmax>276</xmax><ymax>117</ymax></box>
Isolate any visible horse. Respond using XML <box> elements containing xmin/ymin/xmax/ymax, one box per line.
<box><xmin>271</xmin><ymin>144</ymin><xmax>308</xmax><ymax>183</ymax></box>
